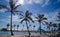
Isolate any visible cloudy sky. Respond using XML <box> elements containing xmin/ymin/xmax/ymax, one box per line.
<box><xmin>0</xmin><ymin>0</ymin><xmax>60</xmax><ymax>31</ymax></box>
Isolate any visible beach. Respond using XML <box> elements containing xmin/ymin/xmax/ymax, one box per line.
<box><xmin>0</xmin><ymin>33</ymin><xmax>49</xmax><ymax>37</ymax></box>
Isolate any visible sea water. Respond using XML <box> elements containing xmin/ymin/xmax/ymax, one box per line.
<box><xmin>0</xmin><ymin>31</ymin><xmax>28</xmax><ymax>35</ymax></box>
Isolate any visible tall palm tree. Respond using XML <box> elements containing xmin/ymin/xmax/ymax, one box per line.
<box><xmin>7</xmin><ymin>23</ymin><xmax>10</xmax><ymax>30</ymax></box>
<box><xmin>0</xmin><ymin>0</ymin><xmax>22</xmax><ymax>35</ymax></box>
<box><xmin>17</xmin><ymin>25</ymin><xmax>19</xmax><ymax>31</ymax></box>
<box><xmin>20</xmin><ymin>10</ymin><xmax>34</xmax><ymax>37</ymax></box>
<box><xmin>35</xmin><ymin>14</ymin><xmax>47</xmax><ymax>34</ymax></box>
<box><xmin>13</xmin><ymin>24</ymin><xmax>16</xmax><ymax>31</ymax></box>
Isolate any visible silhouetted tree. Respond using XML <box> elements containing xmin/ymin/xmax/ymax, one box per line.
<box><xmin>17</xmin><ymin>25</ymin><xmax>19</xmax><ymax>31</ymax></box>
<box><xmin>7</xmin><ymin>23</ymin><xmax>10</xmax><ymax>30</ymax></box>
<box><xmin>33</xmin><ymin>25</ymin><xmax>35</xmax><ymax>31</ymax></box>
<box><xmin>13</xmin><ymin>24</ymin><xmax>16</xmax><ymax>31</ymax></box>
<box><xmin>20</xmin><ymin>10</ymin><xmax>34</xmax><ymax>37</ymax></box>
<box><xmin>22</xmin><ymin>25</ymin><xmax>24</xmax><ymax>30</ymax></box>
<box><xmin>0</xmin><ymin>0</ymin><xmax>22</xmax><ymax>35</ymax></box>
<box><xmin>52</xmin><ymin>23</ymin><xmax>57</xmax><ymax>33</ymax></box>
<box><xmin>47</xmin><ymin>22</ymin><xmax>52</xmax><ymax>33</ymax></box>
<box><xmin>29</xmin><ymin>24</ymin><xmax>32</xmax><ymax>31</ymax></box>
<box><xmin>35</xmin><ymin>14</ymin><xmax>47</xmax><ymax>34</ymax></box>
<box><xmin>56</xmin><ymin>12</ymin><xmax>60</xmax><ymax>37</ymax></box>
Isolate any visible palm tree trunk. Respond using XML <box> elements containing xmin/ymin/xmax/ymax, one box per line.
<box><xmin>26</xmin><ymin>21</ymin><xmax>31</xmax><ymax>37</ymax></box>
<box><xmin>39</xmin><ymin>22</ymin><xmax>41</xmax><ymax>34</ymax></box>
<box><xmin>10</xmin><ymin>12</ymin><xmax>14</xmax><ymax>35</ymax></box>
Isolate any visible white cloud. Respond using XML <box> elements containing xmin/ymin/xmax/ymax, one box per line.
<box><xmin>24</xmin><ymin>0</ymin><xmax>50</xmax><ymax>7</ymax></box>
<box><xmin>41</xmin><ymin>0</ymin><xmax>50</xmax><ymax>7</ymax></box>
<box><xmin>6</xmin><ymin>0</ymin><xmax>50</xmax><ymax>7</ymax></box>
<box><xmin>16</xmin><ymin>0</ymin><xmax>24</xmax><ymax>6</ymax></box>
<box><xmin>0</xmin><ymin>9</ymin><xmax>7</xmax><ymax>13</ymax></box>
<box><xmin>33</xmin><ymin>0</ymin><xmax>43</xmax><ymax>4</ymax></box>
<box><xmin>24</xmin><ymin>0</ymin><xmax>43</xmax><ymax>5</ymax></box>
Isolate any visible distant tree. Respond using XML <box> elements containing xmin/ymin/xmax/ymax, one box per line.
<box><xmin>52</xmin><ymin>23</ymin><xmax>57</xmax><ymax>33</ymax></box>
<box><xmin>57</xmin><ymin>12</ymin><xmax>60</xmax><ymax>32</ymax></box>
<box><xmin>7</xmin><ymin>23</ymin><xmax>10</xmax><ymax>30</ymax></box>
<box><xmin>0</xmin><ymin>0</ymin><xmax>22</xmax><ymax>35</ymax></box>
<box><xmin>35</xmin><ymin>14</ymin><xmax>47</xmax><ymax>34</ymax></box>
<box><xmin>33</xmin><ymin>25</ymin><xmax>35</xmax><ymax>31</ymax></box>
<box><xmin>20</xmin><ymin>10</ymin><xmax>34</xmax><ymax>37</ymax></box>
<box><xmin>17</xmin><ymin>25</ymin><xmax>19</xmax><ymax>31</ymax></box>
<box><xmin>56</xmin><ymin>12</ymin><xmax>60</xmax><ymax>37</ymax></box>
<box><xmin>57</xmin><ymin>12</ymin><xmax>60</xmax><ymax>21</ymax></box>
<box><xmin>13</xmin><ymin>24</ymin><xmax>16</xmax><ymax>31</ymax></box>
<box><xmin>47</xmin><ymin>22</ymin><xmax>52</xmax><ymax>33</ymax></box>
<box><xmin>22</xmin><ymin>25</ymin><xmax>24</xmax><ymax>30</ymax></box>
<box><xmin>29</xmin><ymin>24</ymin><xmax>32</xmax><ymax>31</ymax></box>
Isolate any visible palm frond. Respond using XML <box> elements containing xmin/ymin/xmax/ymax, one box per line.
<box><xmin>28</xmin><ymin>17</ymin><xmax>34</xmax><ymax>23</ymax></box>
<box><xmin>20</xmin><ymin>18</ymin><xmax>25</xmax><ymax>23</ymax></box>
<box><xmin>0</xmin><ymin>4</ymin><xmax>10</xmax><ymax>10</ymax></box>
<box><xmin>37</xmin><ymin>14</ymin><xmax>44</xmax><ymax>19</ymax></box>
<box><xmin>56</xmin><ymin>20</ymin><xmax>60</xmax><ymax>21</ymax></box>
<box><xmin>42</xmin><ymin>17</ymin><xmax>47</xmax><ymax>20</ymax></box>
<box><xmin>14</xmin><ymin>10</ymin><xmax>23</xmax><ymax>16</ymax></box>
<box><xmin>14</xmin><ymin>10</ymin><xmax>23</xmax><ymax>13</ymax></box>
<box><xmin>43</xmin><ymin>21</ymin><xmax>48</xmax><ymax>25</ymax></box>
<box><xmin>27</xmin><ymin>20</ymin><xmax>30</xmax><ymax>23</ymax></box>
<box><xmin>12</xmin><ymin>12</ymin><xmax>15</xmax><ymax>15</ymax></box>
<box><xmin>35</xmin><ymin>17</ymin><xmax>38</xmax><ymax>19</ymax></box>
<box><xmin>52</xmin><ymin>23</ymin><xmax>57</xmax><ymax>27</ymax></box>
<box><xmin>57</xmin><ymin>15</ymin><xmax>60</xmax><ymax>19</ymax></box>
<box><xmin>14</xmin><ymin>5</ymin><xmax>21</xmax><ymax>9</ymax></box>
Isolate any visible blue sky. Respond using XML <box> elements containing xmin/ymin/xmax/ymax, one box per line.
<box><xmin>0</xmin><ymin>0</ymin><xmax>60</xmax><ymax>31</ymax></box>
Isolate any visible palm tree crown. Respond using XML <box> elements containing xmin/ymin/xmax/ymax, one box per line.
<box><xmin>0</xmin><ymin>0</ymin><xmax>22</xmax><ymax>35</ymax></box>
<box><xmin>35</xmin><ymin>14</ymin><xmax>47</xmax><ymax>34</ymax></box>
<box><xmin>20</xmin><ymin>10</ymin><xmax>34</xmax><ymax>23</ymax></box>
<box><xmin>20</xmin><ymin>10</ymin><xmax>34</xmax><ymax>37</ymax></box>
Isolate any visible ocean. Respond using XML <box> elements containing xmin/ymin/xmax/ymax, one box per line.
<box><xmin>0</xmin><ymin>31</ymin><xmax>28</xmax><ymax>34</ymax></box>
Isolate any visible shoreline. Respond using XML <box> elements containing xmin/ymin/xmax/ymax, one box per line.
<box><xmin>0</xmin><ymin>32</ymin><xmax>58</xmax><ymax>37</ymax></box>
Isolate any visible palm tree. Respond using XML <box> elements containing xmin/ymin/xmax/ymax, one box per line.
<box><xmin>20</xmin><ymin>10</ymin><xmax>34</xmax><ymax>37</ymax></box>
<box><xmin>56</xmin><ymin>12</ymin><xmax>60</xmax><ymax>36</ymax></box>
<box><xmin>17</xmin><ymin>25</ymin><xmax>19</xmax><ymax>31</ymax></box>
<box><xmin>22</xmin><ymin>25</ymin><xmax>24</xmax><ymax>30</ymax></box>
<box><xmin>29</xmin><ymin>24</ymin><xmax>31</xmax><ymax>31</ymax></box>
<box><xmin>35</xmin><ymin>14</ymin><xmax>47</xmax><ymax>34</ymax></box>
<box><xmin>0</xmin><ymin>0</ymin><xmax>22</xmax><ymax>35</ymax></box>
<box><xmin>13</xmin><ymin>24</ymin><xmax>16</xmax><ymax>31</ymax></box>
<box><xmin>47</xmin><ymin>22</ymin><xmax>52</xmax><ymax>33</ymax></box>
<box><xmin>52</xmin><ymin>23</ymin><xmax>57</xmax><ymax>33</ymax></box>
<box><xmin>33</xmin><ymin>25</ymin><xmax>35</xmax><ymax>31</ymax></box>
<box><xmin>7</xmin><ymin>23</ymin><xmax>10</xmax><ymax>30</ymax></box>
<box><xmin>57</xmin><ymin>12</ymin><xmax>60</xmax><ymax>21</ymax></box>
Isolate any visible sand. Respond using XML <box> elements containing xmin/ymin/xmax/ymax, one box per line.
<box><xmin>0</xmin><ymin>32</ymin><xmax>58</xmax><ymax>37</ymax></box>
<box><xmin>0</xmin><ymin>33</ymin><xmax>57</xmax><ymax>37</ymax></box>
